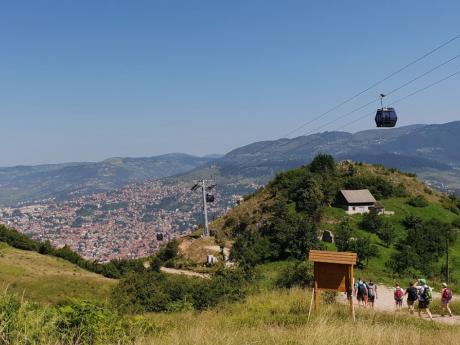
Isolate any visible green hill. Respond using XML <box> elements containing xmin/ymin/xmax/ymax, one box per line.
<box><xmin>208</xmin><ymin>157</ymin><xmax>460</xmax><ymax>288</ymax></box>
<box><xmin>0</xmin><ymin>242</ymin><xmax>115</xmax><ymax>304</ymax></box>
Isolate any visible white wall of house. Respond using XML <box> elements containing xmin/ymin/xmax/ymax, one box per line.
<box><xmin>346</xmin><ymin>205</ymin><xmax>372</xmax><ymax>215</ymax></box>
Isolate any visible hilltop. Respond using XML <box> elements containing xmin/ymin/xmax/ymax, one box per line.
<box><xmin>179</xmin><ymin>121</ymin><xmax>460</xmax><ymax>194</ymax></box>
<box><xmin>184</xmin><ymin>157</ymin><xmax>460</xmax><ymax>288</ymax></box>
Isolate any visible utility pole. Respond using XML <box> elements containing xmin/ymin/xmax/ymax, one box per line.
<box><xmin>201</xmin><ymin>179</ymin><xmax>209</xmax><ymax>237</ymax></box>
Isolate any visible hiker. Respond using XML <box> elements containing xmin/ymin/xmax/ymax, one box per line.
<box><xmin>441</xmin><ymin>283</ymin><xmax>453</xmax><ymax>317</ymax></box>
<box><xmin>405</xmin><ymin>282</ymin><xmax>418</xmax><ymax>314</ymax></box>
<box><xmin>416</xmin><ymin>279</ymin><xmax>433</xmax><ymax>321</ymax></box>
<box><xmin>393</xmin><ymin>283</ymin><xmax>404</xmax><ymax>311</ymax></box>
<box><xmin>367</xmin><ymin>280</ymin><xmax>377</xmax><ymax>309</ymax></box>
<box><xmin>354</xmin><ymin>278</ymin><xmax>368</xmax><ymax>307</ymax></box>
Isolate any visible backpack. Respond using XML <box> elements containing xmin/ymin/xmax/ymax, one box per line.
<box><xmin>407</xmin><ymin>287</ymin><xmax>418</xmax><ymax>301</ymax></box>
<box><xmin>420</xmin><ymin>286</ymin><xmax>432</xmax><ymax>302</ymax></box>
<box><xmin>357</xmin><ymin>282</ymin><xmax>366</xmax><ymax>295</ymax></box>
<box><xmin>394</xmin><ymin>287</ymin><xmax>403</xmax><ymax>300</ymax></box>
<box><xmin>442</xmin><ymin>288</ymin><xmax>452</xmax><ymax>301</ymax></box>
<box><xmin>367</xmin><ymin>284</ymin><xmax>375</xmax><ymax>298</ymax></box>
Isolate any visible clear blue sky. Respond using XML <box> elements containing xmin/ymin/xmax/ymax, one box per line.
<box><xmin>1</xmin><ymin>0</ymin><xmax>459</xmax><ymax>166</ymax></box>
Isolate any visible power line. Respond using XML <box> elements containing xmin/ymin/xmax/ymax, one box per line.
<box><xmin>293</xmin><ymin>52</ymin><xmax>460</xmax><ymax>139</ymax></box>
<box><xmin>224</xmin><ymin>69</ymin><xmax>460</xmax><ymax>177</ymax></box>
<box><xmin>337</xmin><ymin>69</ymin><xmax>460</xmax><ymax>131</ymax></box>
<box><xmin>281</xmin><ymin>34</ymin><xmax>460</xmax><ymax>137</ymax></box>
<box><xmin>207</xmin><ymin>35</ymin><xmax>460</xmax><ymax>178</ymax></box>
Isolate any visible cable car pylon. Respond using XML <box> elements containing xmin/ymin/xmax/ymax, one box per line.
<box><xmin>191</xmin><ymin>179</ymin><xmax>216</xmax><ymax>237</ymax></box>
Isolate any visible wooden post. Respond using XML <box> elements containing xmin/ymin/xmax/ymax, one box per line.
<box><xmin>349</xmin><ymin>264</ymin><xmax>355</xmax><ymax>322</ymax></box>
<box><xmin>314</xmin><ymin>262</ymin><xmax>319</xmax><ymax>311</ymax></box>
<box><xmin>307</xmin><ymin>288</ymin><xmax>314</xmax><ymax>321</ymax></box>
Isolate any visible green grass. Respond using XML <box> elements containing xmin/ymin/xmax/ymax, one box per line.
<box><xmin>255</xmin><ymin>260</ymin><xmax>295</xmax><ymax>290</ymax></box>
<box><xmin>0</xmin><ymin>242</ymin><xmax>116</xmax><ymax>304</ymax></box>
<box><xmin>320</xmin><ymin>196</ymin><xmax>460</xmax><ymax>289</ymax></box>
<box><xmin>382</xmin><ymin>197</ymin><xmax>458</xmax><ymax>223</ymax></box>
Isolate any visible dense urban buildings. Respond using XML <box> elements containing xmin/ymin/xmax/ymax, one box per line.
<box><xmin>0</xmin><ymin>179</ymin><xmax>259</xmax><ymax>261</ymax></box>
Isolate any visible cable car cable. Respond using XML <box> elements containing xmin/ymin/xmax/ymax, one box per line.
<box><xmin>337</xmin><ymin>69</ymin><xmax>460</xmax><ymax>131</ymax></box>
<box><xmin>292</xmin><ymin>52</ymin><xmax>460</xmax><ymax>139</ymax></box>
<box><xmin>279</xmin><ymin>34</ymin><xmax>460</xmax><ymax>138</ymax></box>
<box><xmin>215</xmin><ymin>67</ymin><xmax>460</xmax><ymax>178</ymax></box>
<box><xmin>197</xmin><ymin>36</ymin><xmax>460</xmax><ymax>178</ymax></box>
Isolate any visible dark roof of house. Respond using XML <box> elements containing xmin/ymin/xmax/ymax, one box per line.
<box><xmin>340</xmin><ymin>189</ymin><xmax>376</xmax><ymax>204</ymax></box>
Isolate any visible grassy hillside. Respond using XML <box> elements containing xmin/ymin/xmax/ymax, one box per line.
<box><xmin>0</xmin><ymin>242</ymin><xmax>115</xmax><ymax>304</ymax></box>
<box><xmin>207</xmin><ymin>160</ymin><xmax>460</xmax><ymax>288</ymax></box>
<box><xmin>142</xmin><ymin>289</ymin><xmax>460</xmax><ymax>345</ymax></box>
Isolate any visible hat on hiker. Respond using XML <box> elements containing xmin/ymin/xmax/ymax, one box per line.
<box><xmin>442</xmin><ymin>282</ymin><xmax>448</xmax><ymax>288</ymax></box>
<box><xmin>419</xmin><ymin>278</ymin><xmax>427</xmax><ymax>285</ymax></box>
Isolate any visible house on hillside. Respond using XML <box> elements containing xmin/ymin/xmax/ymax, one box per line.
<box><xmin>336</xmin><ymin>189</ymin><xmax>384</xmax><ymax>215</ymax></box>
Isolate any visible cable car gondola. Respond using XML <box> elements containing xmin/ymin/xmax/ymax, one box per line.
<box><xmin>156</xmin><ymin>233</ymin><xmax>164</xmax><ymax>241</ymax></box>
<box><xmin>375</xmin><ymin>94</ymin><xmax>397</xmax><ymax>128</ymax></box>
<box><xmin>206</xmin><ymin>193</ymin><xmax>215</xmax><ymax>203</ymax></box>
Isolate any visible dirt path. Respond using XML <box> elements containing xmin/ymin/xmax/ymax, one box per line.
<box><xmin>338</xmin><ymin>284</ymin><xmax>460</xmax><ymax>325</ymax></box>
<box><xmin>160</xmin><ymin>267</ymin><xmax>210</xmax><ymax>279</ymax></box>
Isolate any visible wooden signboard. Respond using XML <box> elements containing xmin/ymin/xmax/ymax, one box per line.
<box><xmin>308</xmin><ymin>250</ymin><xmax>357</xmax><ymax>321</ymax></box>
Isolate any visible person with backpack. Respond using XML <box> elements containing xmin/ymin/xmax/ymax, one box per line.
<box><xmin>405</xmin><ymin>282</ymin><xmax>418</xmax><ymax>314</ymax></box>
<box><xmin>367</xmin><ymin>280</ymin><xmax>377</xmax><ymax>309</ymax></box>
<box><xmin>441</xmin><ymin>282</ymin><xmax>453</xmax><ymax>317</ymax></box>
<box><xmin>354</xmin><ymin>278</ymin><xmax>368</xmax><ymax>307</ymax></box>
<box><xmin>416</xmin><ymin>279</ymin><xmax>433</xmax><ymax>321</ymax></box>
<box><xmin>393</xmin><ymin>283</ymin><xmax>404</xmax><ymax>311</ymax></box>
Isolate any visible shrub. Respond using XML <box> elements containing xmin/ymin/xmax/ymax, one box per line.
<box><xmin>360</xmin><ymin>209</ymin><xmax>384</xmax><ymax>233</ymax></box>
<box><xmin>276</xmin><ymin>261</ymin><xmax>313</xmax><ymax>289</ymax></box>
<box><xmin>388</xmin><ymin>218</ymin><xmax>454</xmax><ymax>277</ymax></box>
<box><xmin>377</xmin><ymin>221</ymin><xmax>397</xmax><ymax>247</ymax></box>
<box><xmin>407</xmin><ymin>195</ymin><xmax>428</xmax><ymax>208</ymax></box>
<box><xmin>452</xmin><ymin>217</ymin><xmax>460</xmax><ymax>230</ymax></box>
<box><xmin>343</xmin><ymin>176</ymin><xmax>406</xmax><ymax>199</ymax></box>
<box><xmin>0</xmin><ymin>290</ymin><xmax>149</xmax><ymax>345</ymax></box>
<box><xmin>309</xmin><ymin>154</ymin><xmax>336</xmax><ymax>174</ymax></box>
<box><xmin>111</xmin><ymin>269</ymin><xmax>247</xmax><ymax>314</ymax></box>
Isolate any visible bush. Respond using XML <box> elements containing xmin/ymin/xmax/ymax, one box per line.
<box><xmin>377</xmin><ymin>221</ymin><xmax>397</xmax><ymax>247</ymax></box>
<box><xmin>276</xmin><ymin>261</ymin><xmax>313</xmax><ymax>289</ymax></box>
<box><xmin>452</xmin><ymin>217</ymin><xmax>460</xmax><ymax>230</ymax></box>
<box><xmin>360</xmin><ymin>209</ymin><xmax>384</xmax><ymax>233</ymax></box>
<box><xmin>407</xmin><ymin>195</ymin><xmax>429</xmax><ymax>208</ymax></box>
<box><xmin>343</xmin><ymin>176</ymin><xmax>406</xmax><ymax>199</ymax></box>
<box><xmin>309</xmin><ymin>154</ymin><xmax>336</xmax><ymax>174</ymax></box>
<box><xmin>388</xmin><ymin>218</ymin><xmax>454</xmax><ymax>277</ymax></box>
<box><xmin>111</xmin><ymin>268</ymin><xmax>248</xmax><ymax>314</ymax></box>
<box><xmin>0</xmin><ymin>225</ymin><xmax>144</xmax><ymax>279</ymax></box>
<box><xmin>0</xmin><ymin>290</ymin><xmax>149</xmax><ymax>345</ymax></box>
<box><xmin>0</xmin><ymin>225</ymin><xmax>38</xmax><ymax>251</ymax></box>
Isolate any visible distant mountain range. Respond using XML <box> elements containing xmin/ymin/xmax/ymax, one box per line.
<box><xmin>1</xmin><ymin>121</ymin><xmax>459</xmax><ymax>207</ymax></box>
<box><xmin>0</xmin><ymin>154</ymin><xmax>212</xmax><ymax>206</ymax></box>
<box><xmin>176</xmin><ymin>121</ymin><xmax>460</xmax><ymax>194</ymax></box>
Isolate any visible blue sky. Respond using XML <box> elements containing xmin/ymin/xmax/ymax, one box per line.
<box><xmin>1</xmin><ymin>0</ymin><xmax>459</xmax><ymax>166</ymax></box>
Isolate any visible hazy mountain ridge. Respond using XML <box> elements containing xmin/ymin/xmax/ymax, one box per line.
<box><xmin>178</xmin><ymin>121</ymin><xmax>460</xmax><ymax>193</ymax></box>
<box><xmin>0</xmin><ymin>153</ymin><xmax>213</xmax><ymax>206</ymax></box>
<box><xmin>1</xmin><ymin>121</ymin><xmax>459</xmax><ymax>207</ymax></box>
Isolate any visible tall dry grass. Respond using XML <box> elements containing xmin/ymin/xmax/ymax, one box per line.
<box><xmin>140</xmin><ymin>289</ymin><xmax>460</xmax><ymax>345</ymax></box>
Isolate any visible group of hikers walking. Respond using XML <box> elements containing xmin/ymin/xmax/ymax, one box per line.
<box><xmin>354</xmin><ymin>278</ymin><xmax>454</xmax><ymax>320</ymax></box>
